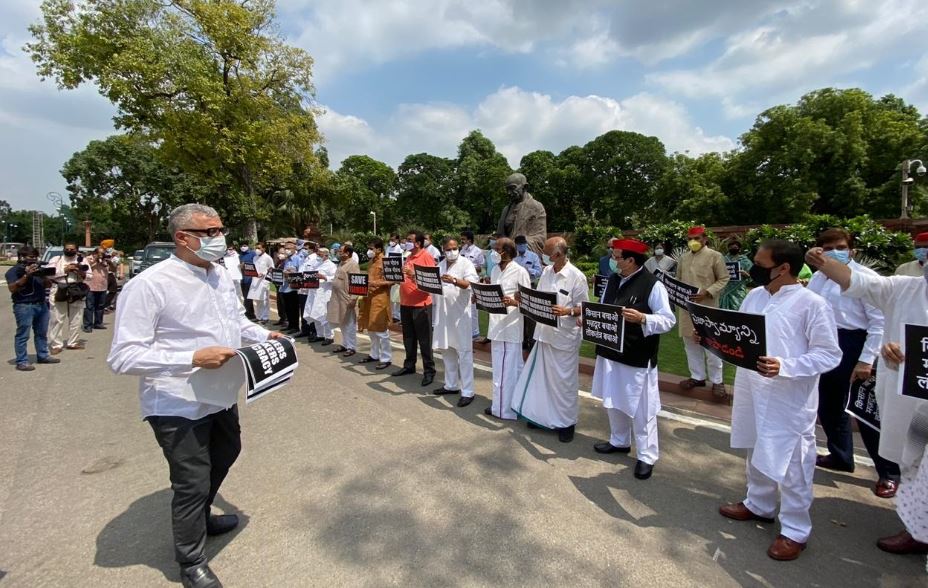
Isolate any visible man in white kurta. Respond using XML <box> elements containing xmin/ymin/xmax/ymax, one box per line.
<box><xmin>432</xmin><ymin>239</ymin><xmax>479</xmax><ymax>407</ymax></box>
<box><xmin>807</xmin><ymin>246</ymin><xmax>928</xmax><ymax>556</ymax></box>
<box><xmin>297</xmin><ymin>244</ymin><xmax>320</xmax><ymax>340</ymax></box>
<box><xmin>591</xmin><ymin>240</ymin><xmax>676</xmax><ymax>479</ymax></box>
<box><xmin>511</xmin><ymin>237</ymin><xmax>589</xmax><ymax>442</ymax></box>
<box><xmin>485</xmin><ymin>238</ymin><xmax>530</xmax><ymax>420</ymax></box>
<box><xmin>720</xmin><ymin>240</ymin><xmax>842</xmax><ymax>562</ymax></box>
<box><xmin>305</xmin><ymin>249</ymin><xmax>337</xmax><ymax>344</ymax></box>
<box><xmin>245</xmin><ymin>245</ymin><xmax>274</xmax><ymax>323</ymax></box>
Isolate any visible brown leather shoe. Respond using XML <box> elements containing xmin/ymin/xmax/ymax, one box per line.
<box><xmin>719</xmin><ymin>502</ymin><xmax>775</xmax><ymax>523</ymax></box>
<box><xmin>679</xmin><ymin>378</ymin><xmax>706</xmax><ymax>390</ymax></box>
<box><xmin>50</xmin><ymin>347</ymin><xmax>63</xmax><ymax>355</ymax></box>
<box><xmin>816</xmin><ymin>453</ymin><xmax>855</xmax><ymax>473</ymax></box>
<box><xmin>711</xmin><ymin>383</ymin><xmax>729</xmax><ymax>399</ymax></box>
<box><xmin>66</xmin><ymin>343</ymin><xmax>85</xmax><ymax>350</ymax></box>
<box><xmin>874</xmin><ymin>478</ymin><xmax>898</xmax><ymax>499</ymax></box>
<box><xmin>877</xmin><ymin>530</ymin><xmax>928</xmax><ymax>554</ymax></box>
<box><xmin>767</xmin><ymin>534</ymin><xmax>806</xmax><ymax>561</ymax></box>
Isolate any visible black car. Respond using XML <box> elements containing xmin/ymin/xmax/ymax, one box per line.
<box><xmin>133</xmin><ymin>241</ymin><xmax>176</xmax><ymax>277</ymax></box>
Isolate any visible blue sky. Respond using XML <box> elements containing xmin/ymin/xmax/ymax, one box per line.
<box><xmin>2</xmin><ymin>0</ymin><xmax>927</xmax><ymax>214</ymax></box>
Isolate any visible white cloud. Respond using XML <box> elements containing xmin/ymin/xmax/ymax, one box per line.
<box><xmin>318</xmin><ymin>86</ymin><xmax>735</xmax><ymax>169</ymax></box>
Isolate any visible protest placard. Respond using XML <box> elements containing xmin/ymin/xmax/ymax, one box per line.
<box><xmin>242</xmin><ymin>262</ymin><xmax>259</xmax><ymax>278</ymax></box>
<box><xmin>471</xmin><ymin>282</ymin><xmax>507</xmax><ymax>314</ymax></box>
<box><xmin>300</xmin><ymin>270</ymin><xmax>319</xmax><ymax>289</ymax></box>
<box><xmin>518</xmin><ymin>285</ymin><xmax>558</xmax><ymax>327</ymax></box>
<box><xmin>593</xmin><ymin>274</ymin><xmax>610</xmax><ymax>299</ymax></box>
<box><xmin>900</xmin><ymin>323</ymin><xmax>928</xmax><ymax>400</ymax></box>
<box><xmin>286</xmin><ymin>272</ymin><xmax>303</xmax><ymax>288</ymax></box>
<box><xmin>268</xmin><ymin>269</ymin><xmax>284</xmax><ymax>286</ymax></box>
<box><xmin>726</xmin><ymin>261</ymin><xmax>741</xmax><ymax>282</ymax></box>
<box><xmin>413</xmin><ymin>264</ymin><xmax>443</xmax><ymax>295</ymax></box>
<box><xmin>687</xmin><ymin>301</ymin><xmax>766</xmax><ymax>371</ymax></box>
<box><xmin>382</xmin><ymin>256</ymin><xmax>405</xmax><ymax>283</ymax></box>
<box><xmin>846</xmin><ymin>367</ymin><xmax>880</xmax><ymax>431</ymax></box>
<box><xmin>654</xmin><ymin>270</ymin><xmax>700</xmax><ymax>309</ymax></box>
<box><xmin>581</xmin><ymin>301</ymin><xmax>625</xmax><ymax>352</ymax></box>
<box><xmin>236</xmin><ymin>337</ymin><xmax>299</xmax><ymax>403</ymax></box>
<box><xmin>348</xmin><ymin>273</ymin><xmax>369</xmax><ymax>296</ymax></box>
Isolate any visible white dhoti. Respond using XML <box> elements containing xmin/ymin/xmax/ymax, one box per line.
<box><xmin>471</xmin><ymin>303</ymin><xmax>480</xmax><ymax>337</ymax></box>
<box><xmin>511</xmin><ymin>342</ymin><xmax>579</xmax><ymax>429</ymax></box>
<box><xmin>592</xmin><ymin>356</ymin><xmax>661</xmax><ymax>464</ymax></box>
<box><xmin>442</xmin><ymin>347</ymin><xmax>475</xmax><ymax>398</ymax></box>
<box><xmin>683</xmin><ymin>336</ymin><xmax>723</xmax><ymax>384</ymax></box>
<box><xmin>340</xmin><ymin>311</ymin><xmax>357</xmax><ymax>350</ymax></box>
<box><xmin>491</xmin><ymin>340</ymin><xmax>523</xmax><ymax>420</ymax></box>
<box><xmin>369</xmin><ymin>330</ymin><xmax>392</xmax><ymax>363</ymax></box>
<box><xmin>744</xmin><ymin>442</ymin><xmax>816</xmax><ymax>543</ymax></box>
<box><xmin>247</xmin><ymin>277</ymin><xmax>270</xmax><ymax>321</ymax></box>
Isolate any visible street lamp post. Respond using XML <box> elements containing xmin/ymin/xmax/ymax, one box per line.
<box><xmin>369</xmin><ymin>210</ymin><xmax>377</xmax><ymax>235</ymax></box>
<box><xmin>47</xmin><ymin>191</ymin><xmax>63</xmax><ymax>246</ymax></box>
<box><xmin>900</xmin><ymin>159</ymin><xmax>927</xmax><ymax>219</ymax></box>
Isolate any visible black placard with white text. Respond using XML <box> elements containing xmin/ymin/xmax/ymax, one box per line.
<box><xmin>382</xmin><ymin>256</ymin><xmax>405</xmax><ymax>283</ymax></box>
<box><xmin>300</xmin><ymin>270</ymin><xmax>319</xmax><ymax>289</ymax></box>
<box><xmin>593</xmin><ymin>274</ymin><xmax>609</xmax><ymax>299</ymax></box>
<box><xmin>518</xmin><ymin>284</ymin><xmax>558</xmax><ymax>327</ymax></box>
<box><xmin>846</xmin><ymin>366</ymin><xmax>881</xmax><ymax>431</ymax></box>
<box><xmin>726</xmin><ymin>261</ymin><xmax>741</xmax><ymax>282</ymax></box>
<box><xmin>348</xmin><ymin>273</ymin><xmax>369</xmax><ymax>296</ymax></box>
<box><xmin>581</xmin><ymin>301</ymin><xmax>625</xmax><ymax>352</ymax></box>
<box><xmin>471</xmin><ymin>282</ymin><xmax>507</xmax><ymax>315</ymax></box>
<box><xmin>654</xmin><ymin>269</ymin><xmax>700</xmax><ymax>309</ymax></box>
<box><xmin>242</xmin><ymin>262</ymin><xmax>259</xmax><ymax>278</ymax></box>
<box><xmin>686</xmin><ymin>301</ymin><xmax>766</xmax><ymax>371</ymax></box>
<box><xmin>900</xmin><ymin>323</ymin><xmax>928</xmax><ymax>400</ymax></box>
<box><xmin>413</xmin><ymin>265</ymin><xmax>443</xmax><ymax>295</ymax></box>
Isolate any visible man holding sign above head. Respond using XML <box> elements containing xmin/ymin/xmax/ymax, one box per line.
<box><xmin>107</xmin><ymin>204</ymin><xmax>283</xmax><ymax>588</ymax></box>
<box><xmin>485</xmin><ymin>237</ymin><xmax>531</xmax><ymax>420</ymax></box>
<box><xmin>511</xmin><ymin>237</ymin><xmax>589</xmax><ymax>442</ymax></box>
<box><xmin>591</xmin><ymin>239</ymin><xmax>675</xmax><ymax>477</ymax></box>
<box><xmin>676</xmin><ymin>226</ymin><xmax>731</xmax><ymax>399</ymax></box>
<box><xmin>392</xmin><ymin>231</ymin><xmax>437</xmax><ymax>387</ymax></box>
<box><xmin>807</xmin><ymin>244</ymin><xmax>928</xmax><ymax>557</ymax></box>
<box><xmin>359</xmin><ymin>238</ymin><xmax>393</xmax><ymax>369</ymax></box>
<box><xmin>431</xmin><ymin>238</ymin><xmax>479</xmax><ymax>407</ymax></box>
<box><xmin>719</xmin><ymin>239</ymin><xmax>841</xmax><ymax>562</ymax></box>
<box><xmin>806</xmin><ymin>229</ymin><xmax>898</xmax><ymax>497</ymax></box>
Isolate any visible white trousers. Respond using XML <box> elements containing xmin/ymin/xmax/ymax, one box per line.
<box><xmin>369</xmin><ymin>330</ymin><xmax>392</xmax><ymax>363</ymax></box>
<box><xmin>683</xmin><ymin>336</ymin><xmax>723</xmax><ymax>384</ymax></box>
<box><xmin>743</xmin><ymin>443</ymin><xmax>815</xmax><ymax>543</ymax></box>
<box><xmin>254</xmin><ymin>294</ymin><xmax>270</xmax><ymax>321</ymax></box>
<box><xmin>491</xmin><ymin>340</ymin><xmax>523</xmax><ymax>420</ymax></box>
<box><xmin>607</xmin><ymin>406</ymin><xmax>659</xmax><ymax>465</ymax></box>
<box><xmin>340</xmin><ymin>312</ymin><xmax>357</xmax><ymax>350</ymax></box>
<box><xmin>471</xmin><ymin>303</ymin><xmax>480</xmax><ymax>337</ymax></box>
<box><xmin>442</xmin><ymin>347</ymin><xmax>475</xmax><ymax>398</ymax></box>
<box><xmin>313</xmin><ymin>318</ymin><xmax>333</xmax><ymax>339</ymax></box>
<box><xmin>49</xmin><ymin>300</ymin><xmax>82</xmax><ymax>349</ymax></box>
<box><xmin>233</xmin><ymin>279</ymin><xmax>243</xmax><ymax>300</ymax></box>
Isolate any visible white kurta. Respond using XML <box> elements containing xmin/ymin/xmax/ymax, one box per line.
<box><xmin>487</xmin><ymin>262</ymin><xmax>530</xmax><ymax>343</ymax></box>
<box><xmin>510</xmin><ymin>262</ymin><xmax>589</xmax><ymax>428</ymax></box>
<box><xmin>591</xmin><ymin>280</ymin><xmax>676</xmax><ymax>421</ymax></box>
<box><xmin>432</xmin><ymin>257</ymin><xmax>478</xmax><ymax>351</ymax></box>
<box><xmin>730</xmin><ymin>284</ymin><xmax>842</xmax><ymax>483</ymax></box>
<box><xmin>298</xmin><ymin>253</ymin><xmax>319</xmax><ymax>297</ymax></box>
<box><xmin>306</xmin><ymin>260</ymin><xmax>337</xmax><ymax>321</ymax></box>
<box><xmin>223</xmin><ymin>253</ymin><xmax>243</xmax><ymax>281</ymax></box>
<box><xmin>245</xmin><ymin>253</ymin><xmax>275</xmax><ymax>301</ymax></box>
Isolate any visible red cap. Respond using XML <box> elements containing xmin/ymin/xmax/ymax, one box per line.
<box><xmin>610</xmin><ymin>238</ymin><xmax>649</xmax><ymax>254</ymax></box>
<box><xmin>687</xmin><ymin>226</ymin><xmax>705</xmax><ymax>238</ymax></box>
<box><xmin>916</xmin><ymin>231</ymin><xmax>928</xmax><ymax>243</ymax></box>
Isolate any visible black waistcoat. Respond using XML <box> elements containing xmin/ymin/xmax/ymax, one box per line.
<box><xmin>595</xmin><ymin>269</ymin><xmax>661</xmax><ymax>368</ymax></box>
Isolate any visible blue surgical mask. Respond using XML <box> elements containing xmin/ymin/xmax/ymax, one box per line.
<box><xmin>824</xmin><ymin>250</ymin><xmax>850</xmax><ymax>265</ymax></box>
<box><xmin>916</xmin><ymin>247</ymin><xmax>928</xmax><ymax>262</ymax></box>
<box><xmin>183</xmin><ymin>233</ymin><xmax>227</xmax><ymax>262</ymax></box>
<box><xmin>488</xmin><ymin>239</ymin><xmax>497</xmax><ymax>249</ymax></box>
<box><xmin>517</xmin><ymin>244</ymin><xmax>527</xmax><ymax>255</ymax></box>
<box><xmin>542</xmin><ymin>253</ymin><xmax>552</xmax><ymax>265</ymax></box>
<box><xmin>490</xmin><ymin>251</ymin><xmax>501</xmax><ymax>264</ymax></box>
<box><xmin>609</xmin><ymin>258</ymin><xmax>618</xmax><ymax>272</ymax></box>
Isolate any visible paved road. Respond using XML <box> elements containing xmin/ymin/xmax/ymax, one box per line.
<box><xmin>0</xmin><ymin>312</ymin><xmax>924</xmax><ymax>587</ymax></box>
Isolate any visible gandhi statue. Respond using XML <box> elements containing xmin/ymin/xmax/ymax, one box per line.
<box><xmin>496</xmin><ymin>173</ymin><xmax>547</xmax><ymax>255</ymax></box>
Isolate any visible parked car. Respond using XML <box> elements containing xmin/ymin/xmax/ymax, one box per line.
<box><xmin>129</xmin><ymin>249</ymin><xmax>145</xmax><ymax>277</ymax></box>
<box><xmin>40</xmin><ymin>245</ymin><xmax>96</xmax><ymax>265</ymax></box>
<box><xmin>135</xmin><ymin>241</ymin><xmax>176</xmax><ymax>276</ymax></box>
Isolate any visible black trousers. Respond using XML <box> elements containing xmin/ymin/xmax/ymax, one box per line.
<box><xmin>401</xmin><ymin>304</ymin><xmax>435</xmax><ymax>375</ymax></box>
<box><xmin>282</xmin><ymin>291</ymin><xmax>300</xmax><ymax>331</ymax></box>
<box><xmin>818</xmin><ymin>329</ymin><xmax>900</xmax><ymax>480</ymax></box>
<box><xmin>297</xmin><ymin>293</ymin><xmax>315</xmax><ymax>336</ymax></box>
<box><xmin>522</xmin><ymin>316</ymin><xmax>536</xmax><ymax>351</ymax></box>
<box><xmin>241</xmin><ymin>281</ymin><xmax>256</xmax><ymax>319</ymax></box>
<box><xmin>148</xmin><ymin>406</ymin><xmax>242</xmax><ymax>567</ymax></box>
<box><xmin>276</xmin><ymin>288</ymin><xmax>287</xmax><ymax>323</ymax></box>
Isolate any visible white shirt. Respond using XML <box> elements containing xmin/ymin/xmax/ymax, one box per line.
<box><xmin>644</xmin><ymin>255</ymin><xmax>676</xmax><ymax>275</ymax></box>
<box><xmin>461</xmin><ymin>243</ymin><xmax>484</xmax><ymax>271</ymax></box>
<box><xmin>253</xmin><ymin>252</ymin><xmax>274</xmax><ymax>276</ymax></box>
<box><xmin>432</xmin><ymin>257</ymin><xmax>478</xmax><ymax>351</ymax></box>
<box><xmin>107</xmin><ymin>255</ymin><xmax>270</xmax><ymax>420</ymax></box>
<box><xmin>222</xmin><ymin>252</ymin><xmax>242</xmax><ymax>280</ymax></box>
<box><xmin>425</xmin><ymin>244</ymin><xmax>441</xmax><ymax>262</ymax></box>
<box><xmin>806</xmin><ymin>260</ymin><xmax>884</xmax><ymax>364</ymax></box>
<box><xmin>533</xmin><ymin>261</ymin><xmax>589</xmax><ymax>352</ymax></box>
<box><xmin>487</xmin><ymin>261</ymin><xmax>530</xmax><ymax>343</ymax></box>
<box><xmin>386</xmin><ymin>243</ymin><xmax>404</xmax><ymax>256</ymax></box>
<box><xmin>298</xmin><ymin>253</ymin><xmax>319</xmax><ymax>295</ymax></box>
<box><xmin>844</xmin><ymin>270</ymin><xmax>928</xmax><ymax>465</ymax></box>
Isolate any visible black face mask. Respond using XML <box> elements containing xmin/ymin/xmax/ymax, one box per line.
<box><xmin>728</xmin><ymin>248</ymin><xmax>740</xmax><ymax>255</ymax></box>
<box><xmin>65</xmin><ymin>250</ymin><xmax>77</xmax><ymax>257</ymax></box>
<box><xmin>749</xmin><ymin>264</ymin><xmax>780</xmax><ymax>286</ymax></box>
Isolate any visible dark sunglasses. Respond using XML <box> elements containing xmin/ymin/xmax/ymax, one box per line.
<box><xmin>182</xmin><ymin>227</ymin><xmax>230</xmax><ymax>238</ymax></box>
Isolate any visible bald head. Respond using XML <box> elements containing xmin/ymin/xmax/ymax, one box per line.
<box><xmin>496</xmin><ymin>237</ymin><xmax>516</xmax><ymax>261</ymax></box>
<box><xmin>545</xmin><ymin>237</ymin><xmax>567</xmax><ymax>256</ymax></box>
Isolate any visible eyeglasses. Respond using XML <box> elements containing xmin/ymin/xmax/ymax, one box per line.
<box><xmin>181</xmin><ymin>227</ymin><xmax>230</xmax><ymax>238</ymax></box>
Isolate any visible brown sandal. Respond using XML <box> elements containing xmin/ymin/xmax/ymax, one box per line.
<box><xmin>343</xmin><ymin>349</ymin><xmax>356</xmax><ymax>357</ymax></box>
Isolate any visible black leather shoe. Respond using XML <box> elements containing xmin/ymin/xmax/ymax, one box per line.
<box><xmin>421</xmin><ymin>373</ymin><xmax>434</xmax><ymax>387</ymax></box>
<box><xmin>37</xmin><ymin>357</ymin><xmax>61</xmax><ymax>364</ymax></box>
<box><xmin>484</xmin><ymin>407</ymin><xmax>493</xmax><ymax>416</ymax></box>
<box><xmin>557</xmin><ymin>425</ymin><xmax>575</xmax><ymax>443</ymax></box>
<box><xmin>307</xmin><ymin>337</ymin><xmax>323</xmax><ymax>343</ymax></box>
<box><xmin>320</xmin><ymin>339</ymin><xmax>334</xmax><ymax>346</ymax></box>
<box><xmin>594</xmin><ymin>442</ymin><xmax>631</xmax><ymax>454</ymax></box>
<box><xmin>93</xmin><ymin>325</ymin><xmax>107</xmax><ymax>330</ymax></box>
<box><xmin>634</xmin><ymin>460</ymin><xmax>654</xmax><ymax>480</ymax></box>
<box><xmin>526</xmin><ymin>421</ymin><xmax>542</xmax><ymax>429</ymax></box>
<box><xmin>206</xmin><ymin>513</ymin><xmax>239</xmax><ymax>536</ymax></box>
<box><xmin>375</xmin><ymin>362</ymin><xmax>392</xmax><ymax>370</ymax></box>
<box><xmin>457</xmin><ymin>396</ymin><xmax>474</xmax><ymax>407</ymax></box>
<box><xmin>433</xmin><ymin>387</ymin><xmax>459</xmax><ymax>395</ymax></box>
<box><xmin>359</xmin><ymin>356</ymin><xmax>378</xmax><ymax>363</ymax></box>
<box><xmin>180</xmin><ymin>563</ymin><xmax>222</xmax><ymax>588</ymax></box>
<box><xmin>331</xmin><ymin>345</ymin><xmax>347</xmax><ymax>353</ymax></box>
<box><xmin>391</xmin><ymin>367</ymin><xmax>415</xmax><ymax>377</ymax></box>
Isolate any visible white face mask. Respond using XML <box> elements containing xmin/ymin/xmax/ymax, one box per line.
<box><xmin>654</xmin><ymin>247</ymin><xmax>664</xmax><ymax>256</ymax></box>
<box><xmin>404</xmin><ymin>241</ymin><xmax>414</xmax><ymax>251</ymax></box>
<box><xmin>444</xmin><ymin>249</ymin><xmax>459</xmax><ymax>261</ymax></box>
<box><xmin>367</xmin><ymin>249</ymin><xmax>375</xmax><ymax>259</ymax></box>
<box><xmin>424</xmin><ymin>239</ymin><xmax>431</xmax><ymax>247</ymax></box>
<box><xmin>490</xmin><ymin>250</ymin><xmax>502</xmax><ymax>264</ymax></box>
<box><xmin>277</xmin><ymin>253</ymin><xmax>287</xmax><ymax>260</ymax></box>
<box><xmin>255</xmin><ymin>249</ymin><xmax>264</xmax><ymax>256</ymax></box>
<box><xmin>389</xmin><ymin>241</ymin><xmax>396</xmax><ymax>247</ymax></box>
<box><xmin>183</xmin><ymin>233</ymin><xmax>227</xmax><ymax>262</ymax></box>
<box><xmin>240</xmin><ymin>246</ymin><xmax>249</xmax><ymax>252</ymax></box>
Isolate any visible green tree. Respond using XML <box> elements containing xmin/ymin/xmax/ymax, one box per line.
<box><xmin>395</xmin><ymin>153</ymin><xmax>466</xmax><ymax>232</ymax></box>
<box><xmin>651</xmin><ymin>152</ymin><xmax>730</xmax><ymax>225</ymax></box>
<box><xmin>28</xmin><ymin>0</ymin><xmax>323</xmax><ymax>240</ymax></box>
<box><xmin>331</xmin><ymin>155</ymin><xmax>397</xmax><ymax>234</ymax></box>
<box><xmin>453</xmin><ymin>130</ymin><xmax>512</xmax><ymax>233</ymax></box>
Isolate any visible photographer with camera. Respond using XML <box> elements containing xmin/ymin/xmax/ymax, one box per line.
<box><xmin>5</xmin><ymin>245</ymin><xmax>60</xmax><ymax>372</ymax></box>
<box><xmin>48</xmin><ymin>242</ymin><xmax>89</xmax><ymax>353</ymax></box>
<box><xmin>83</xmin><ymin>245</ymin><xmax>115</xmax><ymax>333</ymax></box>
